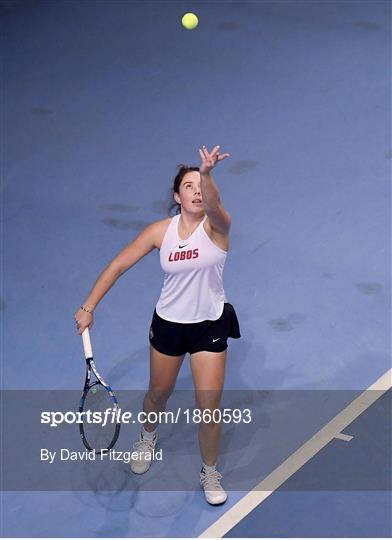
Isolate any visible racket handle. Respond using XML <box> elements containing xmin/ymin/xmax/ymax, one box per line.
<box><xmin>82</xmin><ymin>328</ymin><xmax>93</xmax><ymax>359</ymax></box>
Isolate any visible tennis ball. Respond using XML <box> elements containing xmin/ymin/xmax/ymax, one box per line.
<box><xmin>182</xmin><ymin>12</ymin><xmax>198</xmax><ymax>30</ymax></box>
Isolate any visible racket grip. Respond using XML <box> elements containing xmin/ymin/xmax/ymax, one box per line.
<box><xmin>82</xmin><ymin>328</ymin><xmax>93</xmax><ymax>359</ymax></box>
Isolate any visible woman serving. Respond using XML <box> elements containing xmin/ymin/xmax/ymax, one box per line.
<box><xmin>75</xmin><ymin>145</ymin><xmax>241</xmax><ymax>505</ymax></box>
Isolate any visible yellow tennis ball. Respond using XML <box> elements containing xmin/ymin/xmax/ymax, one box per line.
<box><xmin>182</xmin><ymin>12</ymin><xmax>198</xmax><ymax>30</ymax></box>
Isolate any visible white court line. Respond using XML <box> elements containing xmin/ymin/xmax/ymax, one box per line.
<box><xmin>335</xmin><ymin>432</ymin><xmax>353</xmax><ymax>442</ymax></box>
<box><xmin>199</xmin><ymin>368</ymin><xmax>392</xmax><ymax>538</ymax></box>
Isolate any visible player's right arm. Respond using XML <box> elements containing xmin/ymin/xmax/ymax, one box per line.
<box><xmin>74</xmin><ymin>219</ymin><xmax>165</xmax><ymax>334</ymax></box>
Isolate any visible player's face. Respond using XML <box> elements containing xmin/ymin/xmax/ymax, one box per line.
<box><xmin>175</xmin><ymin>172</ymin><xmax>204</xmax><ymax>213</ymax></box>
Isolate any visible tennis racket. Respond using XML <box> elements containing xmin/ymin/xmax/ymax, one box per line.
<box><xmin>79</xmin><ymin>328</ymin><xmax>121</xmax><ymax>454</ymax></box>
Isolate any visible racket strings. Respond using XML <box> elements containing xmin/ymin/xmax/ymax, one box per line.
<box><xmin>81</xmin><ymin>384</ymin><xmax>119</xmax><ymax>452</ymax></box>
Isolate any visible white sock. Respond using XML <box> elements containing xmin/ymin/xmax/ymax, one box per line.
<box><xmin>202</xmin><ymin>462</ymin><xmax>216</xmax><ymax>474</ymax></box>
<box><xmin>142</xmin><ymin>426</ymin><xmax>157</xmax><ymax>440</ymax></box>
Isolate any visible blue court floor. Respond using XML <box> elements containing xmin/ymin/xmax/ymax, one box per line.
<box><xmin>2</xmin><ymin>0</ymin><xmax>390</xmax><ymax>537</ymax></box>
<box><xmin>224</xmin><ymin>389</ymin><xmax>391</xmax><ymax>538</ymax></box>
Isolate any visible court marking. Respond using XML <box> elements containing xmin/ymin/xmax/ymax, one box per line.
<box><xmin>199</xmin><ymin>368</ymin><xmax>392</xmax><ymax>538</ymax></box>
<box><xmin>334</xmin><ymin>432</ymin><xmax>353</xmax><ymax>442</ymax></box>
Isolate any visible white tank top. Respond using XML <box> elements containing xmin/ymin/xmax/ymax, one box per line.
<box><xmin>155</xmin><ymin>214</ymin><xmax>228</xmax><ymax>323</ymax></box>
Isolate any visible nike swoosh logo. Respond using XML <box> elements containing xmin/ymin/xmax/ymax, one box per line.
<box><xmin>212</xmin><ymin>338</ymin><xmax>221</xmax><ymax>342</ymax></box>
<box><xmin>179</xmin><ymin>243</ymin><xmax>190</xmax><ymax>249</ymax></box>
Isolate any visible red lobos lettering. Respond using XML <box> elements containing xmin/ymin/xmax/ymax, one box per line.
<box><xmin>168</xmin><ymin>248</ymin><xmax>199</xmax><ymax>262</ymax></box>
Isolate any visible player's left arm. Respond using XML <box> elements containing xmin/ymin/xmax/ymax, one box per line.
<box><xmin>199</xmin><ymin>145</ymin><xmax>232</xmax><ymax>235</ymax></box>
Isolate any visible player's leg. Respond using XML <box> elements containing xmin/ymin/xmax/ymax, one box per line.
<box><xmin>142</xmin><ymin>344</ymin><xmax>185</xmax><ymax>431</ymax></box>
<box><xmin>144</xmin><ymin>308</ymin><xmax>187</xmax><ymax>430</ymax></box>
<box><xmin>190</xmin><ymin>349</ymin><xmax>227</xmax><ymax>465</ymax></box>
<box><xmin>190</xmin><ymin>348</ymin><xmax>228</xmax><ymax>504</ymax></box>
<box><xmin>131</xmin><ymin>310</ymin><xmax>186</xmax><ymax>474</ymax></box>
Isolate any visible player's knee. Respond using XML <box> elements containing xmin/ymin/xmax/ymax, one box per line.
<box><xmin>198</xmin><ymin>404</ymin><xmax>222</xmax><ymax>419</ymax></box>
<box><xmin>147</xmin><ymin>386</ymin><xmax>173</xmax><ymax>405</ymax></box>
<box><xmin>195</xmin><ymin>395</ymin><xmax>222</xmax><ymax>416</ymax></box>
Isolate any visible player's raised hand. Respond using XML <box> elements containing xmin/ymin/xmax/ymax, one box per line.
<box><xmin>199</xmin><ymin>145</ymin><xmax>230</xmax><ymax>175</ymax></box>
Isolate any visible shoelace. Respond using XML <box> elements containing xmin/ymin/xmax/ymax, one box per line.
<box><xmin>200</xmin><ymin>470</ymin><xmax>223</xmax><ymax>490</ymax></box>
<box><xmin>133</xmin><ymin>436</ymin><xmax>156</xmax><ymax>454</ymax></box>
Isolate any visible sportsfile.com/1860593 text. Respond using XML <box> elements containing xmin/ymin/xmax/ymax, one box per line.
<box><xmin>40</xmin><ymin>408</ymin><xmax>252</xmax><ymax>427</ymax></box>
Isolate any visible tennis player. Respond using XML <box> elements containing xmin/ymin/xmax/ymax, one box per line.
<box><xmin>75</xmin><ymin>144</ymin><xmax>241</xmax><ymax>505</ymax></box>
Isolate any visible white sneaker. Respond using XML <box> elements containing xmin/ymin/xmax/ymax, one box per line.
<box><xmin>130</xmin><ymin>433</ymin><xmax>157</xmax><ymax>474</ymax></box>
<box><xmin>200</xmin><ymin>468</ymin><xmax>228</xmax><ymax>505</ymax></box>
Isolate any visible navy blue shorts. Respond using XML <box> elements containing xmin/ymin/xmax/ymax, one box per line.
<box><xmin>149</xmin><ymin>302</ymin><xmax>241</xmax><ymax>356</ymax></box>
